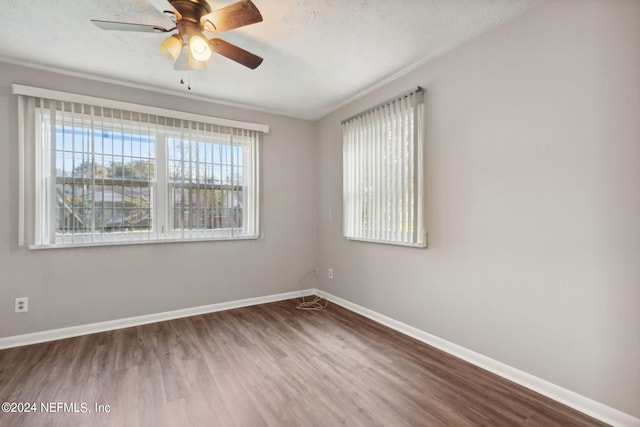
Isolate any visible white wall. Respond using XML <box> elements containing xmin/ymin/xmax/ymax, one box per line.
<box><xmin>315</xmin><ymin>0</ymin><xmax>639</xmax><ymax>418</ymax></box>
<box><xmin>0</xmin><ymin>62</ymin><xmax>317</xmax><ymax>338</ymax></box>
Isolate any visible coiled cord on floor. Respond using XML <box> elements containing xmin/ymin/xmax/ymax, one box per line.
<box><xmin>296</xmin><ymin>294</ymin><xmax>328</xmax><ymax>311</ymax></box>
<box><xmin>295</xmin><ymin>269</ymin><xmax>328</xmax><ymax>311</ymax></box>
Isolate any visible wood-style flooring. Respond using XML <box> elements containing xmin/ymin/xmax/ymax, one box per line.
<box><xmin>0</xmin><ymin>299</ymin><xmax>607</xmax><ymax>427</ymax></box>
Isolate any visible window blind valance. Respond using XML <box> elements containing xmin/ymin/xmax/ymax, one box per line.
<box><xmin>12</xmin><ymin>84</ymin><xmax>270</xmax><ymax>134</ymax></box>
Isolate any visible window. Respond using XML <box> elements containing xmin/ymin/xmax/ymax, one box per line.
<box><xmin>342</xmin><ymin>87</ymin><xmax>426</xmax><ymax>247</ymax></box>
<box><xmin>15</xmin><ymin>85</ymin><xmax>266</xmax><ymax>248</ymax></box>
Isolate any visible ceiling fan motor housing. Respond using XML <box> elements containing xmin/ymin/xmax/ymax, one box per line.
<box><xmin>169</xmin><ymin>0</ymin><xmax>210</xmax><ymax>22</ymax></box>
<box><xmin>170</xmin><ymin>0</ymin><xmax>211</xmax><ymax>37</ymax></box>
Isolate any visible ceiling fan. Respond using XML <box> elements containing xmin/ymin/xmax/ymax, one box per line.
<box><xmin>91</xmin><ymin>0</ymin><xmax>263</xmax><ymax>71</ymax></box>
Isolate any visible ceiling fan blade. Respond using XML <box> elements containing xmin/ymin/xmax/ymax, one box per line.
<box><xmin>209</xmin><ymin>38</ymin><xmax>263</xmax><ymax>69</ymax></box>
<box><xmin>91</xmin><ymin>19</ymin><xmax>172</xmax><ymax>33</ymax></box>
<box><xmin>148</xmin><ymin>0</ymin><xmax>177</xmax><ymax>14</ymax></box>
<box><xmin>200</xmin><ymin>0</ymin><xmax>263</xmax><ymax>33</ymax></box>
<box><xmin>148</xmin><ymin>0</ymin><xmax>182</xmax><ymax>21</ymax></box>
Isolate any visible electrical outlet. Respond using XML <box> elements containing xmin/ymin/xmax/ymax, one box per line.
<box><xmin>328</xmin><ymin>268</ymin><xmax>334</xmax><ymax>279</ymax></box>
<box><xmin>15</xmin><ymin>297</ymin><xmax>28</xmax><ymax>313</ymax></box>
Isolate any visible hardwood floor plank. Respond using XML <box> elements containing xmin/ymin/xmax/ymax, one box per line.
<box><xmin>215</xmin><ymin>370</ymin><xmax>269</xmax><ymax>427</ymax></box>
<box><xmin>0</xmin><ymin>299</ymin><xmax>609</xmax><ymax>427</ymax></box>
<box><xmin>137</xmin><ymin>361</ymin><xmax>169</xmax><ymax>427</ymax></box>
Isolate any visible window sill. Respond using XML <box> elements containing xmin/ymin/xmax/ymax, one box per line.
<box><xmin>346</xmin><ymin>236</ymin><xmax>427</xmax><ymax>248</ymax></box>
<box><xmin>29</xmin><ymin>235</ymin><xmax>260</xmax><ymax>250</ymax></box>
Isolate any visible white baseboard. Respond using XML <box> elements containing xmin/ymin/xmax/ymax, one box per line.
<box><xmin>0</xmin><ymin>288</ymin><xmax>317</xmax><ymax>350</ymax></box>
<box><xmin>317</xmin><ymin>290</ymin><xmax>640</xmax><ymax>427</ymax></box>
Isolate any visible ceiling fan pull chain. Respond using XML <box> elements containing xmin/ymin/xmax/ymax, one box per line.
<box><xmin>178</xmin><ymin>73</ymin><xmax>192</xmax><ymax>90</ymax></box>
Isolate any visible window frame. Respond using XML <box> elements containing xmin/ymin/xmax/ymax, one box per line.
<box><xmin>342</xmin><ymin>87</ymin><xmax>426</xmax><ymax>248</ymax></box>
<box><xmin>15</xmin><ymin>84</ymin><xmax>267</xmax><ymax>249</ymax></box>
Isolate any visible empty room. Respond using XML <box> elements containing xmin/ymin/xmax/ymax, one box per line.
<box><xmin>0</xmin><ymin>0</ymin><xmax>638</xmax><ymax>426</ymax></box>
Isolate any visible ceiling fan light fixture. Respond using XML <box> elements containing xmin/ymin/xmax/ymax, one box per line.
<box><xmin>159</xmin><ymin>35</ymin><xmax>183</xmax><ymax>62</ymax></box>
<box><xmin>189</xmin><ymin>33</ymin><xmax>212</xmax><ymax>62</ymax></box>
<box><xmin>188</xmin><ymin>51</ymin><xmax>207</xmax><ymax>70</ymax></box>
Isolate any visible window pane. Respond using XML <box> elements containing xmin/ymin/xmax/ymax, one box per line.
<box><xmin>54</xmin><ymin>120</ymin><xmax>156</xmax><ymax>240</ymax></box>
<box><xmin>168</xmin><ymin>134</ymin><xmax>245</xmax><ymax>233</ymax></box>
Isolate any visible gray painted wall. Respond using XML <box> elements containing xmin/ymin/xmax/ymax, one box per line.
<box><xmin>0</xmin><ymin>62</ymin><xmax>317</xmax><ymax>337</ymax></box>
<box><xmin>315</xmin><ymin>0</ymin><xmax>639</xmax><ymax>418</ymax></box>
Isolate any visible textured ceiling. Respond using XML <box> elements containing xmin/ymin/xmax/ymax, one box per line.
<box><xmin>0</xmin><ymin>0</ymin><xmax>540</xmax><ymax>120</ymax></box>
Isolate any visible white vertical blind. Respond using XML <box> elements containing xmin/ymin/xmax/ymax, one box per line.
<box><xmin>342</xmin><ymin>87</ymin><xmax>426</xmax><ymax>247</ymax></box>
